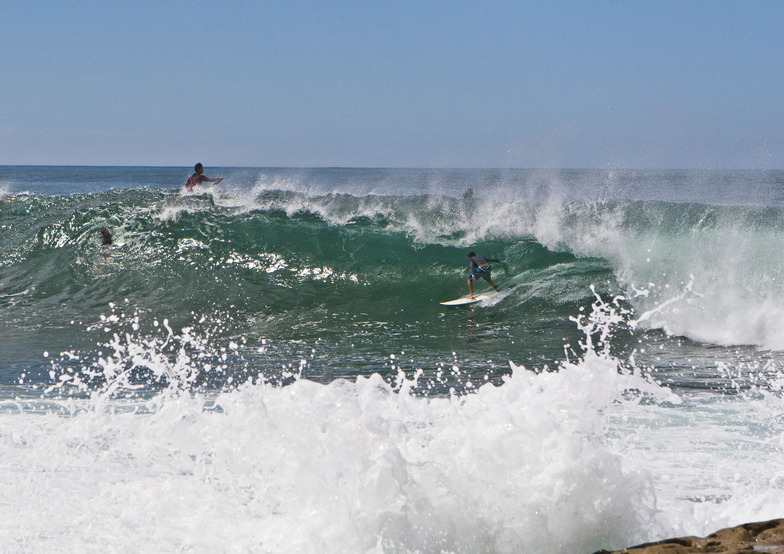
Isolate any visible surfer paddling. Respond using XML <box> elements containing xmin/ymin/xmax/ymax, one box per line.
<box><xmin>467</xmin><ymin>252</ymin><xmax>504</xmax><ymax>299</ymax></box>
<box><xmin>185</xmin><ymin>163</ymin><xmax>224</xmax><ymax>192</ymax></box>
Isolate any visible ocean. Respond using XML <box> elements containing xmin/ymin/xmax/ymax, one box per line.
<box><xmin>1</xmin><ymin>166</ymin><xmax>784</xmax><ymax>553</ymax></box>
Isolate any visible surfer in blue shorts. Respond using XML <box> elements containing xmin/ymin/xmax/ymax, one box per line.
<box><xmin>467</xmin><ymin>252</ymin><xmax>504</xmax><ymax>298</ymax></box>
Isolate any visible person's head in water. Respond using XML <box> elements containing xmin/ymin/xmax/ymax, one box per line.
<box><xmin>100</xmin><ymin>227</ymin><xmax>112</xmax><ymax>245</ymax></box>
<box><xmin>194</xmin><ymin>163</ymin><xmax>204</xmax><ymax>174</ymax></box>
<box><xmin>468</xmin><ymin>252</ymin><xmax>476</xmax><ymax>258</ymax></box>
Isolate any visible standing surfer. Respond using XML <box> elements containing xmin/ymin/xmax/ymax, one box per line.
<box><xmin>185</xmin><ymin>163</ymin><xmax>224</xmax><ymax>192</ymax></box>
<box><xmin>467</xmin><ymin>252</ymin><xmax>503</xmax><ymax>298</ymax></box>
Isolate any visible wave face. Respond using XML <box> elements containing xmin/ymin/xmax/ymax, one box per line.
<box><xmin>3</xmin><ymin>167</ymin><xmax>784</xmax><ymax>552</ymax></box>
<box><xmin>4</xmin><ymin>168</ymin><xmax>784</xmax><ymax>384</ymax></box>
<box><xmin>0</xmin><ymin>171</ymin><xmax>616</xmax><ymax>388</ymax></box>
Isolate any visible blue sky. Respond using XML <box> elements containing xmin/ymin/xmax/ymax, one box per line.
<box><xmin>2</xmin><ymin>1</ymin><xmax>783</xmax><ymax>168</ymax></box>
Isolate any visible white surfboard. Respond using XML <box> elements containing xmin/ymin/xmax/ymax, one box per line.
<box><xmin>440</xmin><ymin>287</ymin><xmax>510</xmax><ymax>306</ymax></box>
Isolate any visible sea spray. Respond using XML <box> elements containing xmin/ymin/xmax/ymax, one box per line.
<box><xmin>0</xmin><ymin>292</ymin><xmax>678</xmax><ymax>553</ymax></box>
<box><xmin>534</xmin><ymin>198</ymin><xmax>784</xmax><ymax>349</ymax></box>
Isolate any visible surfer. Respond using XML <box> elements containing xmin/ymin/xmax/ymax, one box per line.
<box><xmin>467</xmin><ymin>252</ymin><xmax>503</xmax><ymax>298</ymax></box>
<box><xmin>92</xmin><ymin>227</ymin><xmax>114</xmax><ymax>274</ymax></box>
<box><xmin>185</xmin><ymin>163</ymin><xmax>224</xmax><ymax>192</ymax></box>
<box><xmin>100</xmin><ymin>227</ymin><xmax>113</xmax><ymax>246</ymax></box>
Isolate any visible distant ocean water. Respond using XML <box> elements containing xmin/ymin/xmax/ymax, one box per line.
<box><xmin>2</xmin><ymin>166</ymin><xmax>784</xmax><ymax>552</ymax></box>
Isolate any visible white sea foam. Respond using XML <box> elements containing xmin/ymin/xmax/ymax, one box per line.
<box><xmin>7</xmin><ymin>295</ymin><xmax>784</xmax><ymax>553</ymax></box>
<box><xmin>0</xmin><ymin>351</ymin><xmax>662</xmax><ymax>552</ymax></box>
<box><xmin>0</xmin><ymin>183</ymin><xmax>11</xmax><ymax>201</ymax></box>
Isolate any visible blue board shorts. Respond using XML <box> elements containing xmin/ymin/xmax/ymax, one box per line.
<box><xmin>468</xmin><ymin>266</ymin><xmax>491</xmax><ymax>282</ymax></box>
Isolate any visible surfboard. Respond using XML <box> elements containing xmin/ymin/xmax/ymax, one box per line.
<box><xmin>440</xmin><ymin>287</ymin><xmax>511</xmax><ymax>306</ymax></box>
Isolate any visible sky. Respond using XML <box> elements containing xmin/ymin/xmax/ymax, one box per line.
<box><xmin>1</xmin><ymin>1</ymin><xmax>783</xmax><ymax>169</ymax></box>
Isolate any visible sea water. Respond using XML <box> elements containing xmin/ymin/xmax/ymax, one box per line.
<box><xmin>2</xmin><ymin>166</ymin><xmax>784</xmax><ymax>552</ymax></box>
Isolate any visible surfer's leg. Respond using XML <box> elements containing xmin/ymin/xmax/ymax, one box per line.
<box><xmin>484</xmin><ymin>275</ymin><xmax>500</xmax><ymax>291</ymax></box>
<box><xmin>467</xmin><ymin>276</ymin><xmax>475</xmax><ymax>298</ymax></box>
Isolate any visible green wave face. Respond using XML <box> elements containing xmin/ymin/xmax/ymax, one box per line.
<box><xmin>0</xmin><ymin>187</ymin><xmax>606</xmax><ymax>388</ymax></box>
<box><xmin>7</xmin><ymin>170</ymin><xmax>784</xmax><ymax>392</ymax></box>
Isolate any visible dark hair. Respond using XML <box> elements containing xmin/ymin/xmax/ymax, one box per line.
<box><xmin>100</xmin><ymin>227</ymin><xmax>112</xmax><ymax>245</ymax></box>
<box><xmin>468</xmin><ymin>252</ymin><xmax>476</xmax><ymax>258</ymax></box>
<box><xmin>194</xmin><ymin>163</ymin><xmax>203</xmax><ymax>172</ymax></box>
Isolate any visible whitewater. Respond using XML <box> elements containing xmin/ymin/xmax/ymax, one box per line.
<box><xmin>2</xmin><ymin>166</ymin><xmax>784</xmax><ymax>553</ymax></box>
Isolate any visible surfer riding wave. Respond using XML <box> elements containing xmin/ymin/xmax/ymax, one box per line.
<box><xmin>467</xmin><ymin>252</ymin><xmax>504</xmax><ymax>298</ymax></box>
